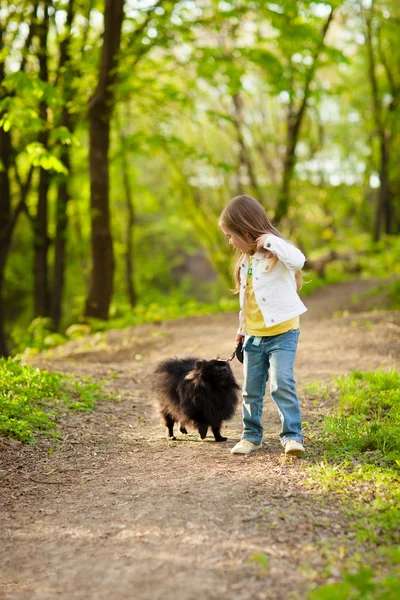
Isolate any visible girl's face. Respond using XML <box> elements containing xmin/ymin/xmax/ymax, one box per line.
<box><xmin>221</xmin><ymin>225</ymin><xmax>253</xmax><ymax>253</ymax></box>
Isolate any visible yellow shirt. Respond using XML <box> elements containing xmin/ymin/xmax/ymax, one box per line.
<box><xmin>244</xmin><ymin>256</ymin><xmax>299</xmax><ymax>336</ymax></box>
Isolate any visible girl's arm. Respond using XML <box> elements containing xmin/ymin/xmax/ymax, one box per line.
<box><xmin>256</xmin><ymin>234</ymin><xmax>306</xmax><ymax>271</ymax></box>
<box><xmin>237</xmin><ymin>309</ymin><xmax>245</xmax><ymax>337</ymax></box>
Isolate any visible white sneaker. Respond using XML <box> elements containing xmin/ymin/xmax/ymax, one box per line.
<box><xmin>231</xmin><ymin>439</ymin><xmax>263</xmax><ymax>454</ymax></box>
<box><xmin>284</xmin><ymin>440</ymin><xmax>305</xmax><ymax>457</ymax></box>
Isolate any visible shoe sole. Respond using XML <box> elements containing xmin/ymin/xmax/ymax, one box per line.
<box><xmin>231</xmin><ymin>446</ymin><xmax>262</xmax><ymax>455</ymax></box>
<box><xmin>285</xmin><ymin>449</ymin><xmax>305</xmax><ymax>457</ymax></box>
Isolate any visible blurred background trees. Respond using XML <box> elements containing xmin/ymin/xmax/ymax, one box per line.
<box><xmin>0</xmin><ymin>0</ymin><xmax>399</xmax><ymax>356</ymax></box>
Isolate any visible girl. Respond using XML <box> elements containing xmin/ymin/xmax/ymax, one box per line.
<box><xmin>219</xmin><ymin>195</ymin><xmax>307</xmax><ymax>456</ymax></box>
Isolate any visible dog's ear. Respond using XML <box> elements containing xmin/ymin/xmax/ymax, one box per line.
<box><xmin>184</xmin><ymin>370</ymin><xmax>197</xmax><ymax>381</ymax></box>
<box><xmin>184</xmin><ymin>368</ymin><xmax>205</xmax><ymax>387</ymax></box>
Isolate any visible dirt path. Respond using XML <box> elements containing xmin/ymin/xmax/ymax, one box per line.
<box><xmin>1</xmin><ymin>279</ymin><xmax>399</xmax><ymax>600</ymax></box>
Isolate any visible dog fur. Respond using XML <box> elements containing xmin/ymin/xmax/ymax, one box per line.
<box><xmin>153</xmin><ymin>357</ymin><xmax>240</xmax><ymax>441</ymax></box>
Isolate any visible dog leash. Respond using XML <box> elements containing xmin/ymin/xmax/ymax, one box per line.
<box><xmin>217</xmin><ymin>341</ymin><xmax>244</xmax><ymax>364</ymax></box>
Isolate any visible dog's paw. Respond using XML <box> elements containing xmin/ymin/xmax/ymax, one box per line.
<box><xmin>179</xmin><ymin>426</ymin><xmax>188</xmax><ymax>434</ymax></box>
<box><xmin>215</xmin><ymin>436</ymin><xmax>228</xmax><ymax>442</ymax></box>
<box><xmin>168</xmin><ymin>436</ymin><xmax>176</xmax><ymax>441</ymax></box>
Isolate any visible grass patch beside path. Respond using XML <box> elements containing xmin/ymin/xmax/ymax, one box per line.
<box><xmin>0</xmin><ymin>358</ymin><xmax>108</xmax><ymax>444</ymax></box>
<box><xmin>305</xmin><ymin>370</ymin><xmax>400</xmax><ymax>599</ymax></box>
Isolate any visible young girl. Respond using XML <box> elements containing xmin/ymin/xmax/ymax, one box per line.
<box><xmin>219</xmin><ymin>195</ymin><xmax>307</xmax><ymax>456</ymax></box>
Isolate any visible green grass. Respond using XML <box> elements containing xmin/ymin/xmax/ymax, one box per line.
<box><xmin>305</xmin><ymin>369</ymin><xmax>400</xmax><ymax>598</ymax></box>
<box><xmin>309</xmin><ymin>565</ymin><xmax>400</xmax><ymax>599</ymax></box>
<box><xmin>0</xmin><ymin>358</ymin><xmax>107</xmax><ymax>443</ymax></box>
<box><xmin>320</xmin><ymin>370</ymin><xmax>400</xmax><ymax>464</ymax></box>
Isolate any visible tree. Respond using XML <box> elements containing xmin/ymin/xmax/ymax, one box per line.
<box><xmin>51</xmin><ymin>0</ymin><xmax>75</xmax><ymax>330</ymax></box>
<box><xmin>84</xmin><ymin>0</ymin><xmax>125</xmax><ymax>319</ymax></box>
<box><xmin>33</xmin><ymin>0</ymin><xmax>51</xmax><ymax>317</ymax></box>
<box><xmin>85</xmin><ymin>0</ymin><xmax>169</xmax><ymax>319</ymax></box>
<box><xmin>363</xmin><ymin>0</ymin><xmax>399</xmax><ymax>240</ymax></box>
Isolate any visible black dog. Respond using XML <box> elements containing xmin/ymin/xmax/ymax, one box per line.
<box><xmin>154</xmin><ymin>357</ymin><xmax>240</xmax><ymax>442</ymax></box>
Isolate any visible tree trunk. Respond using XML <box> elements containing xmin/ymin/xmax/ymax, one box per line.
<box><xmin>85</xmin><ymin>0</ymin><xmax>125</xmax><ymax>319</ymax></box>
<box><xmin>232</xmin><ymin>92</ymin><xmax>263</xmax><ymax>201</ymax></box>
<box><xmin>0</xmin><ymin>20</ymin><xmax>12</xmax><ymax>356</ymax></box>
<box><xmin>51</xmin><ymin>149</ymin><xmax>70</xmax><ymax>330</ymax></box>
<box><xmin>365</xmin><ymin>4</ymin><xmax>395</xmax><ymax>241</ymax></box>
<box><xmin>275</xmin><ymin>119</ymin><xmax>298</xmax><ymax>224</ymax></box>
<box><xmin>51</xmin><ymin>0</ymin><xmax>75</xmax><ymax>330</ymax></box>
<box><xmin>33</xmin><ymin>0</ymin><xmax>51</xmax><ymax>317</ymax></box>
<box><xmin>0</xmin><ymin>270</ymin><xmax>9</xmax><ymax>357</ymax></box>
<box><xmin>34</xmin><ymin>167</ymin><xmax>51</xmax><ymax>316</ymax></box>
<box><xmin>374</xmin><ymin>135</ymin><xmax>392</xmax><ymax>240</ymax></box>
<box><xmin>123</xmin><ymin>173</ymin><xmax>137</xmax><ymax>308</ymax></box>
<box><xmin>0</xmin><ymin>127</ymin><xmax>12</xmax><ymax>357</ymax></box>
<box><xmin>0</xmin><ymin>148</ymin><xmax>33</xmax><ymax>357</ymax></box>
<box><xmin>120</xmin><ymin>126</ymin><xmax>137</xmax><ymax>307</ymax></box>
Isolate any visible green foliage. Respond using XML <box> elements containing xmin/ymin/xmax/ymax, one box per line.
<box><xmin>105</xmin><ymin>296</ymin><xmax>237</xmax><ymax>330</ymax></box>
<box><xmin>0</xmin><ymin>358</ymin><xmax>106</xmax><ymax>443</ymax></box>
<box><xmin>357</xmin><ymin>237</ymin><xmax>400</xmax><ymax>280</ymax></box>
<box><xmin>306</xmin><ymin>370</ymin><xmax>400</xmax><ymax>597</ymax></box>
<box><xmin>359</xmin><ymin>280</ymin><xmax>400</xmax><ymax>311</ymax></box>
<box><xmin>10</xmin><ymin>297</ymin><xmax>238</xmax><ymax>354</ymax></box>
<box><xmin>309</xmin><ymin>565</ymin><xmax>400</xmax><ymax>600</ymax></box>
<box><xmin>49</xmin><ymin>127</ymin><xmax>81</xmax><ymax>148</ymax></box>
<box><xmin>11</xmin><ymin>318</ymin><xmax>67</xmax><ymax>354</ymax></box>
<box><xmin>2</xmin><ymin>0</ymin><xmax>400</xmax><ymax>356</ymax></box>
<box><xmin>25</xmin><ymin>143</ymin><xmax>68</xmax><ymax>174</ymax></box>
<box><xmin>388</xmin><ymin>280</ymin><xmax>400</xmax><ymax>310</ymax></box>
<box><xmin>2</xmin><ymin>72</ymin><xmax>63</xmax><ymax>107</ymax></box>
<box><xmin>302</xmin><ymin>235</ymin><xmax>400</xmax><ymax>297</ymax></box>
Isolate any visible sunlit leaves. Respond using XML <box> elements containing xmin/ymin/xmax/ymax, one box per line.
<box><xmin>2</xmin><ymin>72</ymin><xmax>63</xmax><ymax>107</ymax></box>
<box><xmin>0</xmin><ymin>73</ymin><xmax>64</xmax><ymax>136</ymax></box>
<box><xmin>244</xmin><ymin>48</ymin><xmax>285</xmax><ymax>91</ymax></box>
<box><xmin>49</xmin><ymin>126</ymin><xmax>81</xmax><ymax>147</ymax></box>
<box><xmin>25</xmin><ymin>143</ymin><xmax>68</xmax><ymax>174</ymax></box>
<box><xmin>0</xmin><ymin>101</ymin><xmax>42</xmax><ymax>134</ymax></box>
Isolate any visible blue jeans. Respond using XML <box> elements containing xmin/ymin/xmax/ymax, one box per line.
<box><xmin>241</xmin><ymin>329</ymin><xmax>303</xmax><ymax>446</ymax></box>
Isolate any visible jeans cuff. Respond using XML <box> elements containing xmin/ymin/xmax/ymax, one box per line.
<box><xmin>280</xmin><ymin>435</ymin><xmax>303</xmax><ymax>447</ymax></box>
<box><xmin>243</xmin><ymin>436</ymin><xmax>263</xmax><ymax>445</ymax></box>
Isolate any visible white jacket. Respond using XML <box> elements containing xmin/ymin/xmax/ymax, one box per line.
<box><xmin>238</xmin><ymin>234</ymin><xmax>307</xmax><ymax>335</ymax></box>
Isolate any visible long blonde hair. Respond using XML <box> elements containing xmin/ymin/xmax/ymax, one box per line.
<box><xmin>218</xmin><ymin>195</ymin><xmax>303</xmax><ymax>292</ymax></box>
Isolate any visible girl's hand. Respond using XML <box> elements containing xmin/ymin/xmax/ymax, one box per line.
<box><xmin>256</xmin><ymin>234</ymin><xmax>268</xmax><ymax>251</ymax></box>
<box><xmin>235</xmin><ymin>334</ymin><xmax>244</xmax><ymax>346</ymax></box>
<box><xmin>256</xmin><ymin>234</ymin><xmax>273</xmax><ymax>257</ymax></box>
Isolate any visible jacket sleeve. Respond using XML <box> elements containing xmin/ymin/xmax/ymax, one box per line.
<box><xmin>237</xmin><ymin>309</ymin><xmax>245</xmax><ymax>336</ymax></box>
<box><xmin>263</xmin><ymin>234</ymin><xmax>306</xmax><ymax>271</ymax></box>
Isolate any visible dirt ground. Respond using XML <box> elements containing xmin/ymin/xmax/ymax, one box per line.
<box><xmin>1</xmin><ymin>278</ymin><xmax>399</xmax><ymax>600</ymax></box>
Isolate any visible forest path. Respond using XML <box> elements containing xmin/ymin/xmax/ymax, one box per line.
<box><xmin>1</xmin><ymin>278</ymin><xmax>399</xmax><ymax>600</ymax></box>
